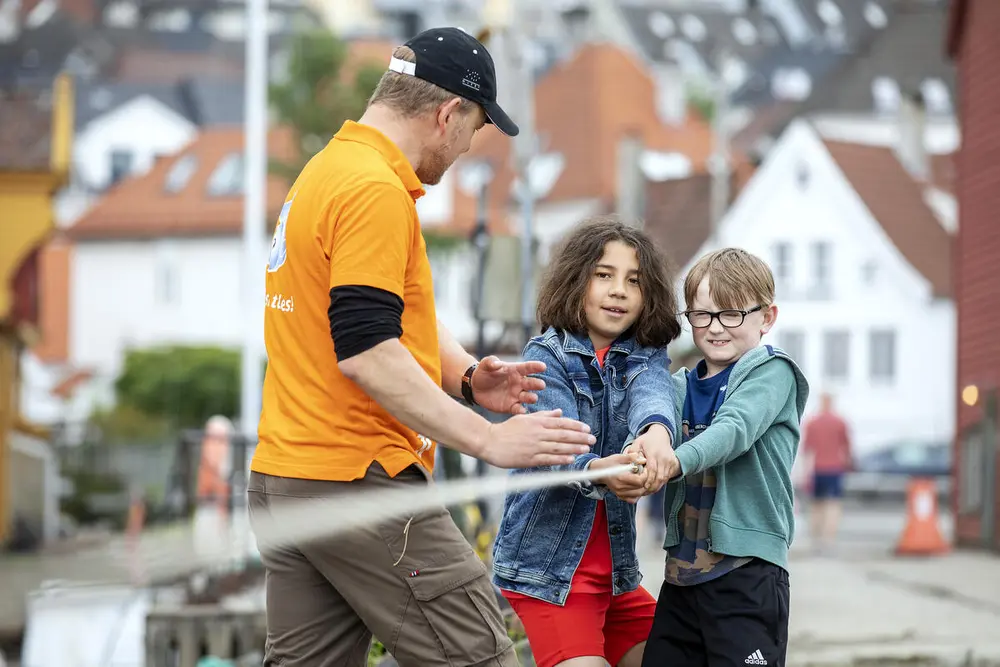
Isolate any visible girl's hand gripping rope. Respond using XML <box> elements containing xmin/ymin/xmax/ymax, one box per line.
<box><xmin>589</xmin><ymin>450</ymin><xmax>649</xmax><ymax>504</ymax></box>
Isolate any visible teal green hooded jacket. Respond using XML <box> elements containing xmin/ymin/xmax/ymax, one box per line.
<box><xmin>648</xmin><ymin>344</ymin><xmax>810</xmax><ymax>570</ymax></box>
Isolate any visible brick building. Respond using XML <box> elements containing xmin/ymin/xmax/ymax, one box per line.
<box><xmin>947</xmin><ymin>0</ymin><xmax>1000</xmax><ymax>551</ymax></box>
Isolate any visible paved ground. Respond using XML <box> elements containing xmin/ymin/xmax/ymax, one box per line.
<box><xmin>0</xmin><ymin>523</ymin><xmax>202</xmax><ymax>641</ymax></box>
<box><xmin>0</xmin><ymin>534</ymin><xmax>128</xmax><ymax>640</ymax></box>
<box><xmin>5</xmin><ymin>499</ymin><xmax>999</xmax><ymax>667</ymax></box>
<box><xmin>637</xmin><ymin>499</ymin><xmax>1000</xmax><ymax>666</ymax></box>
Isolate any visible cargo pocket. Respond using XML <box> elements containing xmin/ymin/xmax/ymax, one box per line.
<box><xmin>404</xmin><ymin>550</ymin><xmax>512</xmax><ymax>666</ymax></box>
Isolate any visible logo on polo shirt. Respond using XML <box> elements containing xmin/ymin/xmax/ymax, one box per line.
<box><xmin>416</xmin><ymin>434</ymin><xmax>434</xmax><ymax>456</ymax></box>
<box><xmin>268</xmin><ymin>196</ymin><xmax>294</xmax><ymax>273</ymax></box>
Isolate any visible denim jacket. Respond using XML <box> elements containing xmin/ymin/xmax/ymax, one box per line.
<box><xmin>491</xmin><ymin>327</ymin><xmax>678</xmax><ymax>605</ymax></box>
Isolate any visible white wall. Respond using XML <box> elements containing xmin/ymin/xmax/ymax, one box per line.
<box><xmin>53</xmin><ymin>97</ymin><xmax>196</xmax><ymax>228</ymax></box>
<box><xmin>22</xmin><ymin>586</ymin><xmax>158</xmax><ymax>667</ymax></box>
<box><xmin>429</xmin><ymin>246</ymin><xmax>476</xmax><ymax>345</ymax></box>
<box><xmin>678</xmin><ymin>120</ymin><xmax>955</xmax><ymax>454</ymax></box>
<box><xmin>533</xmin><ymin>198</ymin><xmax>607</xmax><ymax>262</ymax></box>
<box><xmin>306</xmin><ymin>0</ymin><xmax>382</xmax><ymax>34</ymax></box>
<box><xmin>70</xmin><ymin>237</ymin><xmax>256</xmax><ymax>381</ymax></box>
<box><xmin>19</xmin><ymin>354</ymin><xmax>99</xmax><ymax>428</ymax></box>
<box><xmin>70</xmin><ymin>234</ymin><xmax>484</xmax><ymax>396</ymax></box>
<box><xmin>416</xmin><ymin>170</ymin><xmax>455</xmax><ymax>227</ymax></box>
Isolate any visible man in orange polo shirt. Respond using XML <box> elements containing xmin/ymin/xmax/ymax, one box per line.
<box><xmin>248</xmin><ymin>27</ymin><xmax>597</xmax><ymax>667</ymax></box>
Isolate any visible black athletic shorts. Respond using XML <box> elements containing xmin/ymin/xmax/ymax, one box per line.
<box><xmin>642</xmin><ymin>558</ymin><xmax>790</xmax><ymax>667</ymax></box>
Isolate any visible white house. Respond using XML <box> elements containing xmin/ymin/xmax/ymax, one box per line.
<box><xmin>54</xmin><ymin>79</ymin><xmax>251</xmax><ymax>229</ymax></box>
<box><xmin>22</xmin><ymin>78</ymin><xmax>242</xmax><ymax>424</ymax></box>
<box><xmin>675</xmin><ymin>119</ymin><xmax>955</xmax><ymax>455</ymax></box>
<box><xmin>65</xmin><ymin>93</ymin><xmax>196</xmax><ymax>211</ymax></box>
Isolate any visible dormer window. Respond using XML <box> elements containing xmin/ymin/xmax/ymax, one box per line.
<box><xmin>165</xmin><ymin>154</ymin><xmax>197</xmax><ymax>194</ymax></box>
<box><xmin>206</xmin><ymin>152</ymin><xmax>244</xmax><ymax>197</ymax></box>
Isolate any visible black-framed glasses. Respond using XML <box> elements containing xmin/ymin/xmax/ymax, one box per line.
<box><xmin>682</xmin><ymin>305</ymin><xmax>763</xmax><ymax>329</ymax></box>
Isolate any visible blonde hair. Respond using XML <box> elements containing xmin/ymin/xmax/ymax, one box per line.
<box><xmin>367</xmin><ymin>45</ymin><xmax>475</xmax><ymax>119</ymax></box>
<box><xmin>684</xmin><ymin>248</ymin><xmax>775</xmax><ymax>310</ymax></box>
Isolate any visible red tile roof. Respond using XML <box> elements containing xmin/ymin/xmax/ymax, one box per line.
<box><xmin>68</xmin><ymin>126</ymin><xmax>296</xmax><ymax>240</ymax></box>
<box><xmin>21</xmin><ymin>0</ymin><xmax>96</xmax><ymax>23</ymax></box>
<box><xmin>445</xmin><ymin>42</ymin><xmax>722</xmax><ymax>237</ymax></box>
<box><xmin>825</xmin><ymin>139</ymin><xmax>953</xmax><ymax>297</ymax></box>
<box><xmin>643</xmin><ymin>173</ymin><xmax>743</xmax><ymax>272</ymax></box>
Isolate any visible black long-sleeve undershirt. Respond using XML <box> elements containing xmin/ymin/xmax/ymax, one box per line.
<box><xmin>328</xmin><ymin>285</ymin><xmax>404</xmax><ymax>361</ymax></box>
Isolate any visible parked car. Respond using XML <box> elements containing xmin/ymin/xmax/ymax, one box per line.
<box><xmin>843</xmin><ymin>439</ymin><xmax>952</xmax><ymax>501</ymax></box>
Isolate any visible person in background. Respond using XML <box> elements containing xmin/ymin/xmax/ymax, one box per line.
<box><xmin>801</xmin><ymin>392</ymin><xmax>854</xmax><ymax>554</ymax></box>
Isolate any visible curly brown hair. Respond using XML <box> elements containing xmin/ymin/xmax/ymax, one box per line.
<box><xmin>535</xmin><ymin>215</ymin><xmax>682</xmax><ymax>348</ymax></box>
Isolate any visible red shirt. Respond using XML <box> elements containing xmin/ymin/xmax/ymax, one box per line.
<box><xmin>504</xmin><ymin>345</ymin><xmax>614</xmax><ymax>600</ymax></box>
<box><xmin>572</xmin><ymin>345</ymin><xmax>614</xmax><ymax>593</ymax></box>
<box><xmin>802</xmin><ymin>411</ymin><xmax>853</xmax><ymax>473</ymax></box>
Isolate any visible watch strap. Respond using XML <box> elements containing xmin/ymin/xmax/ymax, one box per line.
<box><xmin>461</xmin><ymin>363</ymin><xmax>478</xmax><ymax>406</ymax></box>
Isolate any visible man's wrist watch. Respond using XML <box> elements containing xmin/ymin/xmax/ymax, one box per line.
<box><xmin>461</xmin><ymin>362</ymin><xmax>478</xmax><ymax>406</ymax></box>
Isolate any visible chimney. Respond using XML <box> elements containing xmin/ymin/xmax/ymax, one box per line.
<box><xmin>616</xmin><ymin>133</ymin><xmax>645</xmax><ymax>226</ymax></box>
<box><xmin>0</xmin><ymin>0</ymin><xmax>19</xmax><ymax>43</ymax></box>
<box><xmin>560</xmin><ymin>1</ymin><xmax>592</xmax><ymax>47</ymax></box>
<box><xmin>897</xmin><ymin>90</ymin><xmax>929</xmax><ymax>181</ymax></box>
<box><xmin>653</xmin><ymin>64</ymin><xmax>687</xmax><ymax>127</ymax></box>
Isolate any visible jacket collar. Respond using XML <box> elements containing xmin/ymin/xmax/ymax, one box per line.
<box><xmin>555</xmin><ymin>328</ymin><xmax>639</xmax><ymax>359</ymax></box>
<box><xmin>729</xmin><ymin>344</ymin><xmax>811</xmax><ymax>418</ymax></box>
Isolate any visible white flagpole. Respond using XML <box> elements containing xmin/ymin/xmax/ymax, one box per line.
<box><xmin>240</xmin><ymin>0</ymin><xmax>268</xmax><ymax>446</ymax></box>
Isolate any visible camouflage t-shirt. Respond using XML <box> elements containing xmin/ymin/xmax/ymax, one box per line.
<box><xmin>664</xmin><ymin>361</ymin><xmax>752</xmax><ymax>586</ymax></box>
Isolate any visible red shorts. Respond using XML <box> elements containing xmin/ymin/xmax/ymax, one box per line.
<box><xmin>503</xmin><ymin>587</ymin><xmax>657</xmax><ymax>667</ymax></box>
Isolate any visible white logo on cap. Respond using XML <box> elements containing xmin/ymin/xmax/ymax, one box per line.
<box><xmin>463</xmin><ymin>70</ymin><xmax>481</xmax><ymax>91</ymax></box>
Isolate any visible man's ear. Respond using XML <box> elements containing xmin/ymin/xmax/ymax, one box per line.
<box><xmin>436</xmin><ymin>97</ymin><xmax>465</xmax><ymax>130</ymax></box>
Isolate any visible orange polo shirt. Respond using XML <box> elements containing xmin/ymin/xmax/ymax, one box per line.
<box><xmin>251</xmin><ymin>121</ymin><xmax>442</xmax><ymax>482</ymax></box>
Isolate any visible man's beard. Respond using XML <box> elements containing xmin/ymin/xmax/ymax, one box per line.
<box><xmin>415</xmin><ymin>143</ymin><xmax>454</xmax><ymax>186</ymax></box>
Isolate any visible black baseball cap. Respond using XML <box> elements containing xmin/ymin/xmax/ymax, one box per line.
<box><xmin>389</xmin><ymin>27</ymin><xmax>519</xmax><ymax>137</ymax></box>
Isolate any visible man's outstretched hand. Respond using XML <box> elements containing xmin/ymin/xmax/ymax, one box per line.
<box><xmin>478</xmin><ymin>409</ymin><xmax>596</xmax><ymax>469</ymax></box>
<box><xmin>470</xmin><ymin>356</ymin><xmax>546</xmax><ymax>415</ymax></box>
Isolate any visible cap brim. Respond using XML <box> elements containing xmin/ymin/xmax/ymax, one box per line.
<box><xmin>483</xmin><ymin>101</ymin><xmax>519</xmax><ymax>137</ymax></box>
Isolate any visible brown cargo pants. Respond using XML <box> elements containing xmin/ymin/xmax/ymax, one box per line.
<box><xmin>247</xmin><ymin>462</ymin><xmax>518</xmax><ymax>667</ymax></box>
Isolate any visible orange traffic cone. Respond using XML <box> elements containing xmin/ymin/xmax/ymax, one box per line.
<box><xmin>895</xmin><ymin>477</ymin><xmax>950</xmax><ymax>556</ymax></box>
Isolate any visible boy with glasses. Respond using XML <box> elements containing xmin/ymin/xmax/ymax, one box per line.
<box><xmin>630</xmin><ymin>248</ymin><xmax>810</xmax><ymax>667</ymax></box>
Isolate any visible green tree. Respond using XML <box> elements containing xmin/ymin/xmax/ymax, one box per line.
<box><xmin>687</xmin><ymin>84</ymin><xmax>716</xmax><ymax>123</ymax></box>
<box><xmin>112</xmin><ymin>345</ymin><xmax>242</xmax><ymax>431</ymax></box>
<box><xmin>268</xmin><ymin>28</ymin><xmax>384</xmax><ymax>180</ymax></box>
<box><xmin>87</xmin><ymin>403</ymin><xmax>172</xmax><ymax>445</ymax></box>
